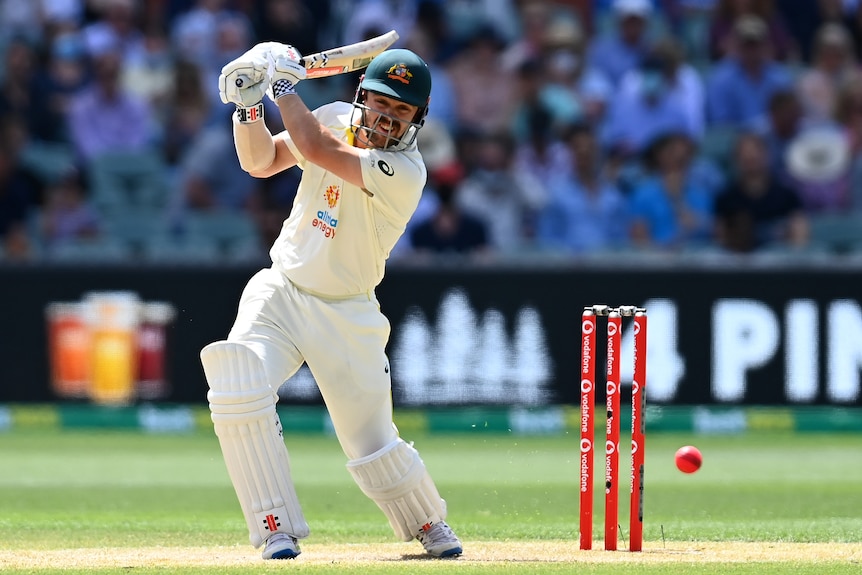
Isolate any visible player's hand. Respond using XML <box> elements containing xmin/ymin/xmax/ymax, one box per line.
<box><xmin>267</xmin><ymin>44</ymin><xmax>307</xmax><ymax>101</ymax></box>
<box><xmin>218</xmin><ymin>46</ymin><xmax>272</xmax><ymax>107</ymax></box>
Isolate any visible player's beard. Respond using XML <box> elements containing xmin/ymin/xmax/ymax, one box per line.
<box><xmin>357</xmin><ymin>113</ymin><xmax>403</xmax><ymax>149</ymax></box>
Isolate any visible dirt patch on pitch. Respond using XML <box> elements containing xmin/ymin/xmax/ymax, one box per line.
<box><xmin>1</xmin><ymin>541</ymin><xmax>860</xmax><ymax>569</ymax></box>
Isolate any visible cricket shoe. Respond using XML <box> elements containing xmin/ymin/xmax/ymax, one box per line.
<box><xmin>416</xmin><ymin>521</ymin><xmax>462</xmax><ymax>558</ymax></box>
<box><xmin>262</xmin><ymin>532</ymin><xmax>301</xmax><ymax>559</ymax></box>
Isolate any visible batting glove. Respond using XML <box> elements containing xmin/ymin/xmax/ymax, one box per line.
<box><xmin>267</xmin><ymin>44</ymin><xmax>307</xmax><ymax>102</ymax></box>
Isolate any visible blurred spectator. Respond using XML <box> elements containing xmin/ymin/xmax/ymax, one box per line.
<box><xmin>758</xmin><ymin>89</ymin><xmax>804</xmax><ymax>186</ymax></box>
<box><xmin>0</xmin><ymin>135</ymin><xmax>42</xmax><ymax>259</ymax></box>
<box><xmin>170</xmin><ymin>0</ymin><xmax>253</xmax><ymax>70</ymax></box>
<box><xmin>40</xmin><ymin>32</ymin><xmax>90</xmax><ymax>143</ymax></box>
<box><xmin>405</xmin><ymin>27</ymin><xmax>458</xmax><ymax>131</ymax></box>
<box><xmin>392</xmin><ymin>119</ymin><xmax>455</xmax><ymax>259</ymax></box>
<box><xmin>587</xmin><ymin>0</ymin><xmax>654</xmax><ymax>87</ymax></box>
<box><xmin>441</xmin><ymin>0</ymin><xmax>521</xmax><ymax>44</ymax></box>
<box><xmin>708</xmin><ymin>0</ymin><xmax>795</xmax><ymax>62</ymax></box>
<box><xmin>174</xmin><ymin>107</ymin><xmax>257</xmax><ymax>214</ymax></box>
<box><xmin>663</xmin><ymin>0</ymin><xmax>717</xmax><ymax>64</ymax></box>
<box><xmin>455</xmin><ymin>130</ymin><xmax>547</xmax><ymax>252</ymax></box>
<box><xmin>446</xmin><ymin>23</ymin><xmax>517</xmax><ymax>133</ymax></box>
<box><xmin>795</xmin><ymin>23</ymin><xmax>861</xmax><ymax>123</ymax></box>
<box><xmin>38</xmin><ymin>166</ymin><xmax>101</xmax><ymax>248</ymax></box>
<box><xmin>779</xmin><ymin>0</ymin><xmax>862</xmax><ymax>63</ymax></box>
<box><xmin>540</xmin><ymin>16</ymin><xmax>613</xmax><ymax>126</ymax></box>
<box><xmin>338</xmin><ymin>0</ymin><xmax>416</xmax><ymax>47</ymax></box>
<box><xmin>66</xmin><ymin>46</ymin><xmax>156</xmax><ymax>162</ymax></box>
<box><xmin>510</xmin><ymin>58</ymin><xmax>582</xmax><ymax>141</ymax></box>
<box><xmin>536</xmin><ymin>123</ymin><xmax>630</xmax><ymax>253</ymax></box>
<box><xmin>452</xmin><ymin>126</ymin><xmax>485</xmax><ymax>175</ymax></box>
<box><xmin>601</xmin><ymin>54</ymin><xmax>693</xmax><ymax>159</ymax></box>
<box><xmin>0</xmin><ymin>37</ymin><xmax>57</xmax><ymax>142</ymax></box>
<box><xmin>253</xmin><ymin>0</ymin><xmax>318</xmax><ymax>55</ymax></box>
<box><xmin>513</xmin><ymin>105</ymin><xmax>571</xmax><ymax>195</ymax></box>
<box><xmin>845</xmin><ymin>1</ymin><xmax>862</xmax><ymax>60</ymax></box>
<box><xmin>706</xmin><ymin>15</ymin><xmax>793</xmax><ymax>128</ymax></box>
<box><xmin>83</xmin><ymin>0</ymin><xmax>147</xmax><ymax>67</ymax></box>
<box><xmin>413</xmin><ymin>0</ymin><xmax>459</xmax><ymax>63</ymax></box>
<box><xmin>836</xmin><ymin>74</ymin><xmax>862</xmax><ymax>209</ymax></box>
<box><xmin>715</xmin><ymin>132</ymin><xmax>808</xmax><ymax>251</ymax></box>
<box><xmin>121</xmin><ymin>23</ymin><xmax>175</xmax><ymax>116</ymax></box>
<box><xmin>762</xmin><ymin>77</ymin><xmax>855</xmax><ymax>214</ymax></box>
<box><xmin>500</xmin><ymin>0</ymin><xmax>555</xmax><ymax>71</ymax></box>
<box><xmin>618</xmin><ymin>38</ymin><xmax>706</xmax><ymax>139</ymax></box>
<box><xmin>629</xmin><ymin>132</ymin><xmax>714</xmax><ymax>249</ymax></box>
<box><xmin>162</xmin><ymin>59</ymin><xmax>212</xmax><ymax>167</ymax></box>
<box><xmin>409</xmin><ymin>162</ymin><xmax>490</xmax><ymax>256</ymax></box>
<box><xmin>206</xmin><ymin>10</ymin><xmax>255</xmax><ymax>108</ymax></box>
<box><xmin>687</xmin><ymin>138</ymin><xmax>728</xmax><ymax>199</ymax></box>
<box><xmin>785</xmin><ymin>125</ymin><xmax>853</xmax><ymax>213</ymax></box>
<box><xmin>43</xmin><ymin>0</ymin><xmax>86</xmax><ymax>37</ymax></box>
<box><xmin>0</xmin><ymin>0</ymin><xmax>65</xmax><ymax>45</ymax></box>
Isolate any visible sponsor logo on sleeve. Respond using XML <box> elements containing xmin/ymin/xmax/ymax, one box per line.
<box><xmin>377</xmin><ymin>160</ymin><xmax>394</xmax><ymax>176</ymax></box>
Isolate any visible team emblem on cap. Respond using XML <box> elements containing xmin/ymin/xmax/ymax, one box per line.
<box><xmin>386</xmin><ymin>63</ymin><xmax>413</xmax><ymax>84</ymax></box>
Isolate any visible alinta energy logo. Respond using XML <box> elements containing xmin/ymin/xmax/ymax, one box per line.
<box><xmin>312</xmin><ymin>185</ymin><xmax>341</xmax><ymax>239</ymax></box>
<box><xmin>391</xmin><ymin>288</ymin><xmax>553</xmax><ymax>405</ymax></box>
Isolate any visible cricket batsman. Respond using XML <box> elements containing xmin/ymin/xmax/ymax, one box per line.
<box><xmin>199</xmin><ymin>42</ymin><xmax>463</xmax><ymax>560</ymax></box>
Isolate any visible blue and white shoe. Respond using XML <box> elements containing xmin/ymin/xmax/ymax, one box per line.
<box><xmin>262</xmin><ymin>532</ymin><xmax>301</xmax><ymax>559</ymax></box>
<box><xmin>417</xmin><ymin>521</ymin><xmax>462</xmax><ymax>558</ymax></box>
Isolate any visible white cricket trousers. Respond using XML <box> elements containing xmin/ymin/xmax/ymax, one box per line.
<box><xmin>227</xmin><ymin>266</ymin><xmax>398</xmax><ymax>460</ymax></box>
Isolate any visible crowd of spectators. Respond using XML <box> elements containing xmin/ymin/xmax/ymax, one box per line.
<box><xmin>2</xmin><ymin>0</ymin><xmax>862</xmax><ymax>265</ymax></box>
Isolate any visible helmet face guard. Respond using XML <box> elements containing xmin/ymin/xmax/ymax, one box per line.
<box><xmin>351</xmin><ymin>87</ymin><xmax>427</xmax><ymax>150</ymax></box>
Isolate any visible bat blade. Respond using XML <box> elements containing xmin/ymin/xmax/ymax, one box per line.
<box><xmin>232</xmin><ymin>31</ymin><xmax>399</xmax><ymax>90</ymax></box>
<box><xmin>302</xmin><ymin>30</ymin><xmax>400</xmax><ymax>78</ymax></box>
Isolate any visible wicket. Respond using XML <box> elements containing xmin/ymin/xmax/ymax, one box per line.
<box><xmin>579</xmin><ymin>304</ymin><xmax>647</xmax><ymax>552</ymax></box>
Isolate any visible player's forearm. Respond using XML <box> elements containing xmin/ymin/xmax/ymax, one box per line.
<box><xmin>275</xmin><ymin>94</ymin><xmax>334</xmax><ymax>166</ymax></box>
<box><xmin>232</xmin><ymin>112</ymin><xmax>276</xmax><ymax>173</ymax></box>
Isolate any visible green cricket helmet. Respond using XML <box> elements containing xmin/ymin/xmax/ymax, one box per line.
<box><xmin>353</xmin><ymin>48</ymin><xmax>431</xmax><ymax>150</ymax></box>
<box><xmin>360</xmin><ymin>49</ymin><xmax>431</xmax><ymax>107</ymax></box>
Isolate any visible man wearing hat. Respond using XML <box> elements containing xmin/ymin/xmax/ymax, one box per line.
<box><xmin>199</xmin><ymin>43</ymin><xmax>463</xmax><ymax>560</ymax></box>
<box><xmin>588</xmin><ymin>0</ymin><xmax>655</xmax><ymax>87</ymax></box>
<box><xmin>707</xmin><ymin>15</ymin><xmax>793</xmax><ymax>127</ymax></box>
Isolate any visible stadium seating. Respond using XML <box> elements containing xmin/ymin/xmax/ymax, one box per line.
<box><xmin>808</xmin><ymin>213</ymin><xmax>862</xmax><ymax>253</ymax></box>
<box><xmin>89</xmin><ymin>151</ymin><xmax>168</xmax><ymax>213</ymax></box>
<box><xmin>46</xmin><ymin>238</ymin><xmax>132</xmax><ymax>263</ymax></box>
<box><xmin>182</xmin><ymin>210</ymin><xmax>259</xmax><ymax>251</ymax></box>
<box><xmin>141</xmin><ymin>237</ymin><xmax>220</xmax><ymax>264</ymax></box>
<box><xmin>100</xmin><ymin>208</ymin><xmax>173</xmax><ymax>252</ymax></box>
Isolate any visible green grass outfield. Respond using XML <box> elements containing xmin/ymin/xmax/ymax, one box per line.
<box><xmin>0</xmin><ymin>429</ymin><xmax>860</xmax><ymax>574</ymax></box>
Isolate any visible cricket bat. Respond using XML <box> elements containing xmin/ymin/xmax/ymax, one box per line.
<box><xmin>302</xmin><ymin>30</ymin><xmax>400</xmax><ymax>78</ymax></box>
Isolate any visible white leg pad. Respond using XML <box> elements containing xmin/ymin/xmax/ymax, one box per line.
<box><xmin>346</xmin><ymin>438</ymin><xmax>447</xmax><ymax>541</ymax></box>
<box><xmin>201</xmin><ymin>341</ymin><xmax>309</xmax><ymax>547</ymax></box>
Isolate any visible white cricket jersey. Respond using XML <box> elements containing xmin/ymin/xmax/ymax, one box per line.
<box><xmin>270</xmin><ymin>102</ymin><xmax>426</xmax><ymax>297</ymax></box>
